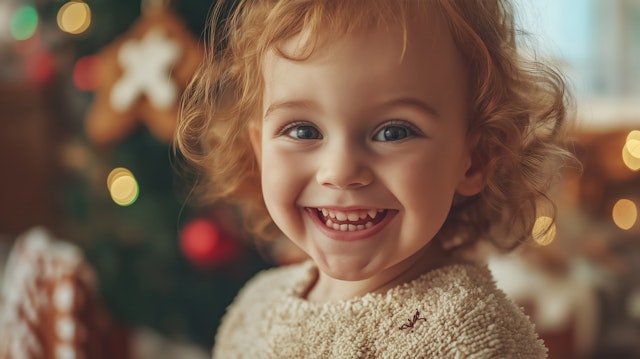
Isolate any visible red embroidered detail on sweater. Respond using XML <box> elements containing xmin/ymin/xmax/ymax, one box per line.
<box><xmin>399</xmin><ymin>310</ymin><xmax>426</xmax><ymax>332</ymax></box>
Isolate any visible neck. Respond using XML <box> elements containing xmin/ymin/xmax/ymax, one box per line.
<box><xmin>305</xmin><ymin>241</ymin><xmax>454</xmax><ymax>303</ymax></box>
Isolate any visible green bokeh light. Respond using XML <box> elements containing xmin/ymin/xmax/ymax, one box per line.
<box><xmin>10</xmin><ymin>6</ymin><xmax>38</xmax><ymax>41</ymax></box>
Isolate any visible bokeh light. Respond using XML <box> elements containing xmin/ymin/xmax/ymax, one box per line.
<box><xmin>180</xmin><ymin>219</ymin><xmax>221</xmax><ymax>266</ymax></box>
<box><xmin>622</xmin><ymin>147</ymin><xmax>640</xmax><ymax>171</ymax></box>
<box><xmin>623</xmin><ymin>130</ymin><xmax>640</xmax><ymax>171</ymax></box>
<box><xmin>57</xmin><ymin>1</ymin><xmax>91</xmax><ymax>35</ymax></box>
<box><xmin>612</xmin><ymin>199</ymin><xmax>638</xmax><ymax>230</ymax></box>
<box><xmin>73</xmin><ymin>55</ymin><xmax>100</xmax><ymax>91</ymax></box>
<box><xmin>107</xmin><ymin>167</ymin><xmax>139</xmax><ymax>206</ymax></box>
<box><xmin>626</xmin><ymin>139</ymin><xmax>640</xmax><ymax>159</ymax></box>
<box><xmin>532</xmin><ymin>215</ymin><xmax>556</xmax><ymax>246</ymax></box>
<box><xmin>26</xmin><ymin>50</ymin><xmax>55</xmax><ymax>86</ymax></box>
<box><xmin>625</xmin><ymin>130</ymin><xmax>640</xmax><ymax>157</ymax></box>
<box><xmin>10</xmin><ymin>6</ymin><xmax>38</xmax><ymax>41</ymax></box>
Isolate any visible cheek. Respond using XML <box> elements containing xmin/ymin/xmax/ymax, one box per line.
<box><xmin>261</xmin><ymin>154</ymin><xmax>288</xmax><ymax>209</ymax></box>
<box><xmin>260</xmin><ymin>165</ymin><xmax>291</xmax><ymax>237</ymax></box>
<box><xmin>259</xmin><ymin>147</ymin><xmax>306</xmax><ymax>229</ymax></box>
<box><xmin>390</xmin><ymin>153</ymin><xmax>462</xmax><ymax>228</ymax></box>
<box><xmin>404</xmin><ymin>171</ymin><xmax>456</xmax><ymax>215</ymax></box>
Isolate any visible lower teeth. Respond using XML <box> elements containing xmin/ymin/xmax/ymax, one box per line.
<box><xmin>325</xmin><ymin>220</ymin><xmax>374</xmax><ymax>231</ymax></box>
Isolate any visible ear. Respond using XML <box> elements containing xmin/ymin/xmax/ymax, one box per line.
<box><xmin>248</xmin><ymin>122</ymin><xmax>262</xmax><ymax>167</ymax></box>
<box><xmin>455</xmin><ymin>152</ymin><xmax>485</xmax><ymax>196</ymax></box>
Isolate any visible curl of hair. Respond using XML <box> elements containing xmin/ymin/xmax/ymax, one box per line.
<box><xmin>175</xmin><ymin>0</ymin><xmax>577</xmax><ymax>249</ymax></box>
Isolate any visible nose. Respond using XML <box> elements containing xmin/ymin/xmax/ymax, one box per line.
<box><xmin>315</xmin><ymin>141</ymin><xmax>373</xmax><ymax>189</ymax></box>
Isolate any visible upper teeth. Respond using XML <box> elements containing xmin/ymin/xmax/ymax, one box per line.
<box><xmin>320</xmin><ymin>209</ymin><xmax>381</xmax><ymax>221</ymax></box>
<box><xmin>317</xmin><ymin>208</ymin><xmax>386</xmax><ymax>232</ymax></box>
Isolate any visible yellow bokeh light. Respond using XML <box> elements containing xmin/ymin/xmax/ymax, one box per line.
<box><xmin>627</xmin><ymin>130</ymin><xmax>640</xmax><ymax>142</ymax></box>
<box><xmin>532</xmin><ymin>215</ymin><xmax>556</xmax><ymax>246</ymax></box>
<box><xmin>612</xmin><ymin>199</ymin><xmax>637</xmax><ymax>230</ymax></box>
<box><xmin>627</xmin><ymin>139</ymin><xmax>640</xmax><ymax>159</ymax></box>
<box><xmin>107</xmin><ymin>167</ymin><xmax>139</xmax><ymax>206</ymax></box>
<box><xmin>57</xmin><ymin>1</ymin><xmax>91</xmax><ymax>35</ymax></box>
<box><xmin>622</xmin><ymin>146</ymin><xmax>640</xmax><ymax>171</ymax></box>
<box><xmin>626</xmin><ymin>130</ymin><xmax>640</xmax><ymax>159</ymax></box>
<box><xmin>107</xmin><ymin>167</ymin><xmax>130</xmax><ymax>188</ymax></box>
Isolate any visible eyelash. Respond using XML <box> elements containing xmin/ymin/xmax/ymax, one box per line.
<box><xmin>374</xmin><ymin>120</ymin><xmax>423</xmax><ymax>139</ymax></box>
<box><xmin>277</xmin><ymin>120</ymin><xmax>320</xmax><ymax>138</ymax></box>
<box><xmin>276</xmin><ymin>119</ymin><xmax>423</xmax><ymax>140</ymax></box>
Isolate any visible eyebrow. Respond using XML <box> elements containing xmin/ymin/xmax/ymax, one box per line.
<box><xmin>382</xmin><ymin>97</ymin><xmax>440</xmax><ymax>118</ymax></box>
<box><xmin>263</xmin><ymin>97</ymin><xmax>440</xmax><ymax>120</ymax></box>
<box><xmin>263</xmin><ymin>99</ymin><xmax>320</xmax><ymax>120</ymax></box>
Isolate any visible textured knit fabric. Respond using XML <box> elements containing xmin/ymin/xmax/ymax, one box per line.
<box><xmin>213</xmin><ymin>261</ymin><xmax>547</xmax><ymax>358</ymax></box>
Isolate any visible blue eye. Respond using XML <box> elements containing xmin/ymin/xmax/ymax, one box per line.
<box><xmin>287</xmin><ymin>124</ymin><xmax>322</xmax><ymax>140</ymax></box>
<box><xmin>373</xmin><ymin>125</ymin><xmax>411</xmax><ymax>141</ymax></box>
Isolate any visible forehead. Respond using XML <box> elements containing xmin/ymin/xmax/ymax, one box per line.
<box><xmin>260</xmin><ymin>13</ymin><xmax>470</xmax><ymax>123</ymax></box>
<box><xmin>263</xmin><ymin>6</ymin><xmax>459</xmax><ymax>75</ymax></box>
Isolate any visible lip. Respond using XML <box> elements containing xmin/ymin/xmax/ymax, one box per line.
<box><xmin>305</xmin><ymin>207</ymin><xmax>398</xmax><ymax>241</ymax></box>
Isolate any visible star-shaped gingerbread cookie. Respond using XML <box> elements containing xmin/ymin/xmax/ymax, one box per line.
<box><xmin>86</xmin><ymin>8</ymin><xmax>202</xmax><ymax>145</ymax></box>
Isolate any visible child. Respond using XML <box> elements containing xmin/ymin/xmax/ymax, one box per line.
<box><xmin>176</xmin><ymin>0</ymin><xmax>574</xmax><ymax>357</ymax></box>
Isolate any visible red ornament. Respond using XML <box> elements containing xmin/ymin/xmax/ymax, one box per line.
<box><xmin>26</xmin><ymin>50</ymin><xmax>55</xmax><ymax>86</ymax></box>
<box><xmin>179</xmin><ymin>218</ymin><xmax>241</xmax><ymax>268</ymax></box>
<box><xmin>73</xmin><ymin>55</ymin><xmax>100</xmax><ymax>91</ymax></box>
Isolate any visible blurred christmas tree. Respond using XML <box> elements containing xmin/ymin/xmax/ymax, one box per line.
<box><xmin>0</xmin><ymin>0</ymin><xmax>272</xmax><ymax>350</ymax></box>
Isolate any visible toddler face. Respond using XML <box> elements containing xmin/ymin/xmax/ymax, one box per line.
<box><xmin>255</xmin><ymin>15</ymin><xmax>483</xmax><ymax>282</ymax></box>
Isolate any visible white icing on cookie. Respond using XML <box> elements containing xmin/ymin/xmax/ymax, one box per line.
<box><xmin>55</xmin><ymin>316</ymin><xmax>76</xmax><ymax>340</ymax></box>
<box><xmin>53</xmin><ymin>281</ymin><xmax>75</xmax><ymax>312</ymax></box>
<box><xmin>55</xmin><ymin>343</ymin><xmax>77</xmax><ymax>359</ymax></box>
<box><xmin>0</xmin><ymin>227</ymin><xmax>95</xmax><ymax>358</ymax></box>
<box><xmin>110</xmin><ymin>27</ymin><xmax>181</xmax><ymax>112</ymax></box>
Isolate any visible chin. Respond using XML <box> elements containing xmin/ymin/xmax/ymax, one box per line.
<box><xmin>317</xmin><ymin>256</ymin><xmax>383</xmax><ymax>281</ymax></box>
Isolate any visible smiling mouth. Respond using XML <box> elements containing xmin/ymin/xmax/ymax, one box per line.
<box><xmin>312</xmin><ymin>208</ymin><xmax>388</xmax><ymax>232</ymax></box>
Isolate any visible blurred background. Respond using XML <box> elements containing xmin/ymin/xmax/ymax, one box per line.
<box><xmin>0</xmin><ymin>0</ymin><xmax>638</xmax><ymax>358</ymax></box>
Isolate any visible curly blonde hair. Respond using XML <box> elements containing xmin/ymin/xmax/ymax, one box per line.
<box><xmin>176</xmin><ymin>0</ymin><xmax>575</xmax><ymax>250</ymax></box>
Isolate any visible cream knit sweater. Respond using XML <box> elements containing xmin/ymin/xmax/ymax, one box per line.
<box><xmin>213</xmin><ymin>261</ymin><xmax>547</xmax><ymax>358</ymax></box>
